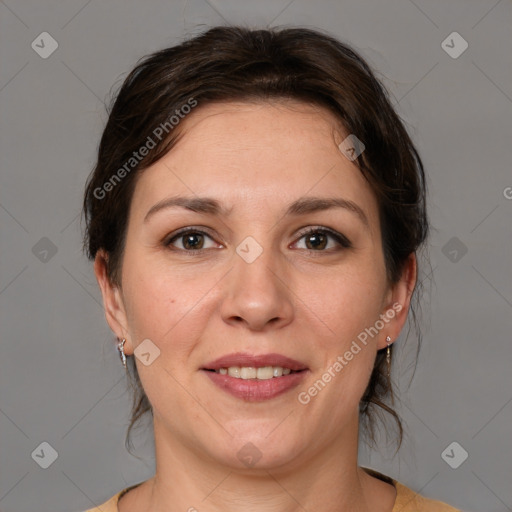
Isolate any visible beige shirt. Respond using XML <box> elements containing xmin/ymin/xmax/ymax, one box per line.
<box><xmin>83</xmin><ymin>469</ymin><xmax>460</xmax><ymax>512</ymax></box>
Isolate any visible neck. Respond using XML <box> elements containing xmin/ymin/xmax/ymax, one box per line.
<box><xmin>138</xmin><ymin>413</ymin><xmax>392</xmax><ymax>512</ymax></box>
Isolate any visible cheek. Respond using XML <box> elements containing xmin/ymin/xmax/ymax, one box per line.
<box><xmin>295</xmin><ymin>268</ymin><xmax>385</xmax><ymax>407</ymax></box>
<box><xmin>301</xmin><ymin>268</ymin><xmax>387</xmax><ymax>346</ymax></box>
<box><xmin>121</xmin><ymin>255</ymin><xmax>221</xmax><ymax>360</ymax></box>
<box><xmin>121</xmin><ymin>265</ymin><xmax>215</xmax><ymax>419</ymax></box>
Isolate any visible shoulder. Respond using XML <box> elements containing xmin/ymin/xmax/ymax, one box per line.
<box><xmin>82</xmin><ymin>492</ymin><xmax>120</xmax><ymax>512</ymax></box>
<box><xmin>83</xmin><ymin>474</ymin><xmax>461</xmax><ymax>512</ymax></box>
<box><xmin>393</xmin><ymin>481</ymin><xmax>461</xmax><ymax>511</ymax></box>
<box><xmin>362</xmin><ymin>467</ymin><xmax>460</xmax><ymax>512</ymax></box>
<box><xmin>82</xmin><ymin>482</ymin><xmax>141</xmax><ymax>512</ymax></box>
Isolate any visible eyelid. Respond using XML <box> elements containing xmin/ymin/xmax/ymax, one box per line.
<box><xmin>164</xmin><ymin>225</ymin><xmax>352</xmax><ymax>251</ymax></box>
<box><xmin>164</xmin><ymin>226</ymin><xmax>223</xmax><ymax>249</ymax></box>
<box><xmin>292</xmin><ymin>226</ymin><xmax>352</xmax><ymax>249</ymax></box>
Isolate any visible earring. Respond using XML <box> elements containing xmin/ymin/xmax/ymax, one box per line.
<box><xmin>117</xmin><ymin>338</ymin><xmax>127</xmax><ymax>369</ymax></box>
<box><xmin>385</xmin><ymin>336</ymin><xmax>392</xmax><ymax>377</ymax></box>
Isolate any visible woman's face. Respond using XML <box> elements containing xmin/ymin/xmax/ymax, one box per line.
<box><xmin>96</xmin><ymin>100</ymin><xmax>414</xmax><ymax>469</ymax></box>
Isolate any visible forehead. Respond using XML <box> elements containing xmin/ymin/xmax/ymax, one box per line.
<box><xmin>171</xmin><ymin>100</ymin><xmax>346</xmax><ymax>158</ymax></box>
<box><xmin>130</xmin><ymin>100</ymin><xmax>380</xmax><ymax>233</ymax></box>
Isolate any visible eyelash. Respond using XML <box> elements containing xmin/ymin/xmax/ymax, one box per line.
<box><xmin>295</xmin><ymin>226</ymin><xmax>352</xmax><ymax>250</ymax></box>
<box><xmin>164</xmin><ymin>226</ymin><xmax>352</xmax><ymax>253</ymax></box>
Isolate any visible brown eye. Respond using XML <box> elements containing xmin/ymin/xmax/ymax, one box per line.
<box><xmin>165</xmin><ymin>229</ymin><xmax>218</xmax><ymax>251</ymax></box>
<box><xmin>181</xmin><ymin>233</ymin><xmax>204</xmax><ymax>250</ymax></box>
<box><xmin>294</xmin><ymin>228</ymin><xmax>352</xmax><ymax>251</ymax></box>
<box><xmin>305</xmin><ymin>232</ymin><xmax>328</xmax><ymax>250</ymax></box>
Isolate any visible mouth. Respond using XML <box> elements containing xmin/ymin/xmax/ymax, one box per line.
<box><xmin>201</xmin><ymin>352</ymin><xmax>309</xmax><ymax>401</ymax></box>
<box><xmin>204</xmin><ymin>366</ymin><xmax>301</xmax><ymax>379</ymax></box>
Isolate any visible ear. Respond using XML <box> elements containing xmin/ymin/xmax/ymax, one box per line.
<box><xmin>93</xmin><ymin>250</ymin><xmax>132</xmax><ymax>355</ymax></box>
<box><xmin>377</xmin><ymin>253</ymin><xmax>417</xmax><ymax>350</ymax></box>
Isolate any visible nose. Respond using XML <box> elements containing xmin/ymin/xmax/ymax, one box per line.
<box><xmin>220</xmin><ymin>245</ymin><xmax>294</xmax><ymax>332</ymax></box>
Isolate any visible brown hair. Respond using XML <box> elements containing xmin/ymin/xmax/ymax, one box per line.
<box><xmin>82</xmin><ymin>26</ymin><xmax>429</xmax><ymax>453</ymax></box>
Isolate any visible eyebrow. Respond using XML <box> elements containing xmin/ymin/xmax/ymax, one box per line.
<box><xmin>144</xmin><ymin>197</ymin><xmax>232</xmax><ymax>222</ymax></box>
<box><xmin>144</xmin><ymin>196</ymin><xmax>369</xmax><ymax>229</ymax></box>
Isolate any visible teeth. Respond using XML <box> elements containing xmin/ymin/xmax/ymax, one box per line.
<box><xmin>240</xmin><ymin>367</ymin><xmax>257</xmax><ymax>379</ymax></box>
<box><xmin>227</xmin><ymin>367</ymin><xmax>240</xmax><ymax>378</ymax></box>
<box><xmin>216</xmin><ymin>366</ymin><xmax>296</xmax><ymax>379</ymax></box>
<box><xmin>256</xmin><ymin>366</ymin><xmax>274</xmax><ymax>380</ymax></box>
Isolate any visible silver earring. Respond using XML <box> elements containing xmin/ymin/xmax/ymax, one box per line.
<box><xmin>117</xmin><ymin>338</ymin><xmax>127</xmax><ymax>369</ymax></box>
<box><xmin>385</xmin><ymin>336</ymin><xmax>392</xmax><ymax>377</ymax></box>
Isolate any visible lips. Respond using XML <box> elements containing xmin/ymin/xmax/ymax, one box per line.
<box><xmin>201</xmin><ymin>352</ymin><xmax>309</xmax><ymax>402</ymax></box>
<box><xmin>202</xmin><ymin>352</ymin><xmax>308</xmax><ymax>372</ymax></box>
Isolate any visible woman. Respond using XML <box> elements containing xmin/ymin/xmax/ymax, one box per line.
<box><xmin>82</xmin><ymin>26</ymin><xmax>459</xmax><ymax>511</ymax></box>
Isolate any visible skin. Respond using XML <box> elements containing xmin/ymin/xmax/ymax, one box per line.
<box><xmin>94</xmin><ymin>100</ymin><xmax>416</xmax><ymax>512</ymax></box>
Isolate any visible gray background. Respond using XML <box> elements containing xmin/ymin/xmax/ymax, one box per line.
<box><xmin>1</xmin><ymin>1</ymin><xmax>511</xmax><ymax>511</ymax></box>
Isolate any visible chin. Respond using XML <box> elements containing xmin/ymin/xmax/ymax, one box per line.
<box><xmin>211</xmin><ymin>430</ymin><xmax>305</xmax><ymax>471</ymax></box>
